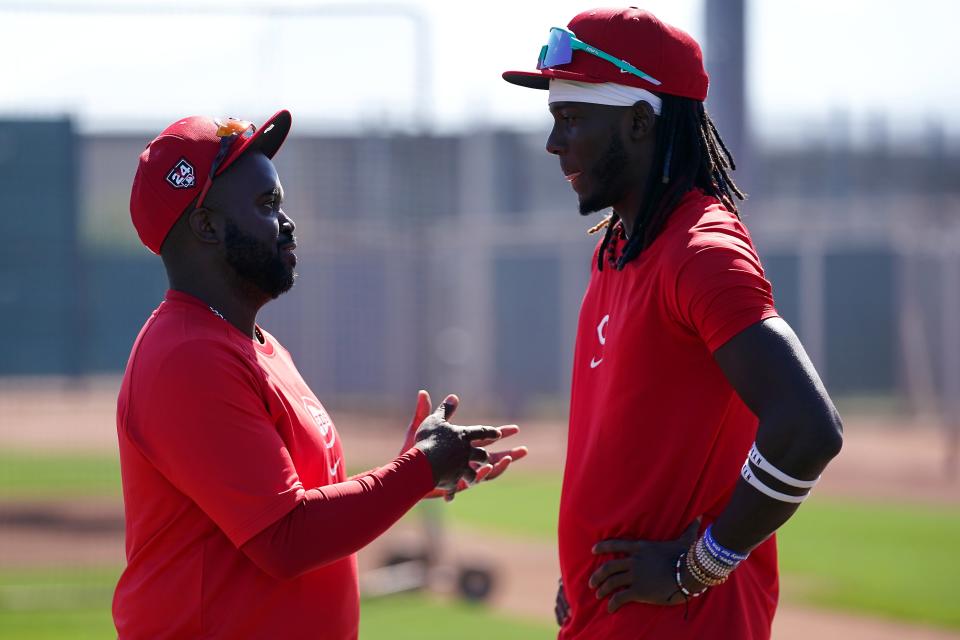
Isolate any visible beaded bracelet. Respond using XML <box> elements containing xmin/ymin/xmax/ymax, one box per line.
<box><xmin>685</xmin><ymin>544</ymin><xmax>727</xmax><ymax>587</ymax></box>
<box><xmin>675</xmin><ymin>551</ymin><xmax>709</xmax><ymax>598</ymax></box>
<box><xmin>694</xmin><ymin>539</ymin><xmax>733</xmax><ymax>580</ymax></box>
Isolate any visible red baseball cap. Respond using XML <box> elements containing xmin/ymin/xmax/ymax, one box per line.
<box><xmin>503</xmin><ymin>7</ymin><xmax>708</xmax><ymax>101</ymax></box>
<box><xmin>130</xmin><ymin>109</ymin><xmax>292</xmax><ymax>254</ymax></box>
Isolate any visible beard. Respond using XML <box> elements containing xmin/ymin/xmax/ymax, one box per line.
<box><xmin>224</xmin><ymin>221</ymin><xmax>295</xmax><ymax>299</ymax></box>
<box><xmin>578</xmin><ymin>131</ymin><xmax>631</xmax><ymax>216</ymax></box>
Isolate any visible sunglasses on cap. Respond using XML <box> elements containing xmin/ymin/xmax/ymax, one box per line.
<box><xmin>537</xmin><ymin>27</ymin><xmax>661</xmax><ymax>86</ymax></box>
<box><xmin>194</xmin><ymin>118</ymin><xmax>256</xmax><ymax>209</ymax></box>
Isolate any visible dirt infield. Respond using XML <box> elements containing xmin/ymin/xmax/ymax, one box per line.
<box><xmin>1</xmin><ymin>379</ymin><xmax>959</xmax><ymax>638</ymax></box>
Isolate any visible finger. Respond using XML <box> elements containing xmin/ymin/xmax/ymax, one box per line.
<box><xmin>497</xmin><ymin>424</ymin><xmax>520</xmax><ymax>439</ymax></box>
<box><xmin>588</xmin><ymin>558</ymin><xmax>630</xmax><ymax>589</ymax></box>
<box><xmin>596</xmin><ymin>571</ymin><xmax>633</xmax><ymax>599</ymax></box>
<box><xmin>483</xmin><ymin>456</ymin><xmax>512</xmax><ymax>481</ymax></box>
<box><xmin>414</xmin><ymin>389</ymin><xmax>431</xmax><ymax>417</ymax></box>
<box><xmin>444</xmin><ymin>490</ymin><xmax>455</xmax><ymax>502</ymax></box>
<box><xmin>465</xmin><ymin>426</ymin><xmax>520</xmax><ymax>448</ymax></box>
<box><xmin>608</xmin><ymin>589</ymin><xmax>637</xmax><ymax>614</ymax></box>
<box><xmin>403</xmin><ymin>390</ymin><xmax>432</xmax><ymax>453</ymax></box>
<box><xmin>461</xmin><ymin>426</ymin><xmax>502</xmax><ymax>443</ymax></box>
<box><xmin>593</xmin><ymin>540</ymin><xmax>644</xmax><ymax>555</ymax></box>
<box><xmin>482</xmin><ymin>447</ymin><xmax>528</xmax><ymax>480</ymax></box>
<box><xmin>472</xmin><ymin>463</ymin><xmax>494</xmax><ymax>483</ymax></box>
<box><xmin>441</xmin><ymin>394</ymin><xmax>459</xmax><ymax>420</ymax></box>
<box><xmin>461</xmin><ymin>467</ymin><xmax>478</xmax><ymax>484</ymax></box>
<box><xmin>468</xmin><ymin>447</ymin><xmax>489</xmax><ymax>464</ymax></box>
<box><xmin>489</xmin><ymin>446</ymin><xmax>528</xmax><ymax>463</ymax></box>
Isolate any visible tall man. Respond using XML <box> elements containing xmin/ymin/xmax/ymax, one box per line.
<box><xmin>115</xmin><ymin>110</ymin><xmax>526</xmax><ymax>639</ymax></box>
<box><xmin>504</xmin><ymin>8</ymin><xmax>842</xmax><ymax>639</ymax></box>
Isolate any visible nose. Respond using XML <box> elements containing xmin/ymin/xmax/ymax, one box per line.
<box><xmin>546</xmin><ymin>122</ymin><xmax>564</xmax><ymax>156</ymax></box>
<box><xmin>279</xmin><ymin>209</ymin><xmax>296</xmax><ymax>235</ymax></box>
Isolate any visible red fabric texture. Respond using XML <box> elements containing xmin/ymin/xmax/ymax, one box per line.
<box><xmin>559</xmin><ymin>191</ymin><xmax>780</xmax><ymax>640</ymax></box>
<box><xmin>244</xmin><ymin>450</ymin><xmax>433</xmax><ymax>581</ymax></box>
<box><xmin>113</xmin><ymin>290</ymin><xmax>433</xmax><ymax>639</ymax></box>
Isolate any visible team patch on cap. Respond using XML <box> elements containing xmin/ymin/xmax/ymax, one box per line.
<box><xmin>165</xmin><ymin>158</ymin><xmax>196</xmax><ymax>189</ymax></box>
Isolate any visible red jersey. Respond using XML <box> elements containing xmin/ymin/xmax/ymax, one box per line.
<box><xmin>114</xmin><ymin>290</ymin><xmax>365</xmax><ymax>639</ymax></box>
<box><xmin>559</xmin><ymin>191</ymin><xmax>780</xmax><ymax>639</ymax></box>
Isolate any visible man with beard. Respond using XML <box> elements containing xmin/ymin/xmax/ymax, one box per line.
<box><xmin>115</xmin><ymin>111</ymin><xmax>526</xmax><ymax>639</ymax></box>
<box><xmin>503</xmin><ymin>9</ymin><xmax>843</xmax><ymax>640</ymax></box>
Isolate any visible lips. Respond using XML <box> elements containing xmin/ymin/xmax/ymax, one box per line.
<box><xmin>279</xmin><ymin>238</ymin><xmax>297</xmax><ymax>265</ymax></box>
<box><xmin>563</xmin><ymin>169</ymin><xmax>583</xmax><ymax>190</ymax></box>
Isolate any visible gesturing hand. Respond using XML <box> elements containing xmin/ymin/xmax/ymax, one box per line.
<box><xmin>402</xmin><ymin>390</ymin><xmax>527</xmax><ymax>499</ymax></box>
<box><xmin>589</xmin><ymin>519</ymin><xmax>701</xmax><ymax>612</ymax></box>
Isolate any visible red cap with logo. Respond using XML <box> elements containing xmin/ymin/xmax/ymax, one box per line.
<box><xmin>503</xmin><ymin>7</ymin><xmax>708</xmax><ymax>101</ymax></box>
<box><xmin>130</xmin><ymin>109</ymin><xmax>292</xmax><ymax>254</ymax></box>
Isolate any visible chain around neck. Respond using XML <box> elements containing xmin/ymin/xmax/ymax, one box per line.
<box><xmin>208</xmin><ymin>306</ymin><xmax>264</xmax><ymax>344</ymax></box>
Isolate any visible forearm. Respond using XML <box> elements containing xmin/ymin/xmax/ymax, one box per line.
<box><xmin>242</xmin><ymin>448</ymin><xmax>434</xmax><ymax>579</ymax></box>
<box><xmin>711</xmin><ymin>408</ymin><xmax>843</xmax><ymax>552</ymax></box>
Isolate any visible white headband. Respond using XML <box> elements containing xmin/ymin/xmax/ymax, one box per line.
<box><xmin>547</xmin><ymin>79</ymin><xmax>662</xmax><ymax>115</ymax></box>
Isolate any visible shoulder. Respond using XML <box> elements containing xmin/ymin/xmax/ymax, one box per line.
<box><xmin>133</xmin><ymin>312</ymin><xmax>259</xmax><ymax>393</ymax></box>
<box><xmin>658</xmin><ymin>190</ymin><xmax>761</xmax><ymax>272</ymax></box>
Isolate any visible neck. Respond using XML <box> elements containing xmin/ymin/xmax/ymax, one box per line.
<box><xmin>168</xmin><ymin>274</ymin><xmax>264</xmax><ymax>339</ymax></box>
<box><xmin>612</xmin><ymin>187</ymin><xmax>646</xmax><ymax>239</ymax></box>
<box><xmin>611</xmin><ymin>153</ymin><xmax>654</xmax><ymax>239</ymax></box>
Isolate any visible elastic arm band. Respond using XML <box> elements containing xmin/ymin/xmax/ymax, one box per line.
<box><xmin>741</xmin><ymin>461</ymin><xmax>809</xmax><ymax>504</ymax></box>
<box><xmin>748</xmin><ymin>443</ymin><xmax>820</xmax><ymax>489</ymax></box>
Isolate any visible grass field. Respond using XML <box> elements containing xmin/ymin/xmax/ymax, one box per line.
<box><xmin>444</xmin><ymin>471</ymin><xmax>960</xmax><ymax>630</ymax></box>
<box><xmin>0</xmin><ymin>451</ymin><xmax>121</xmax><ymax>498</ymax></box>
<box><xmin>2</xmin><ymin>453</ymin><xmax>959</xmax><ymax>633</ymax></box>
<box><xmin>0</xmin><ymin>569</ymin><xmax>553</xmax><ymax>639</ymax></box>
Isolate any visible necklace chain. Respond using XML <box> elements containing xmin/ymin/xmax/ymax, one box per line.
<box><xmin>208</xmin><ymin>306</ymin><xmax>264</xmax><ymax>343</ymax></box>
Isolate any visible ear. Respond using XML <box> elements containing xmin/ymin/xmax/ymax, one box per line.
<box><xmin>628</xmin><ymin>100</ymin><xmax>657</xmax><ymax>141</ymax></box>
<box><xmin>186</xmin><ymin>206</ymin><xmax>221</xmax><ymax>245</ymax></box>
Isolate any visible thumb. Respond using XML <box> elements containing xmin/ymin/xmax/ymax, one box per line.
<box><xmin>413</xmin><ymin>390</ymin><xmax>431</xmax><ymax>425</ymax></box>
<box><xmin>402</xmin><ymin>390</ymin><xmax>432</xmax><ymax>454</ymax></box>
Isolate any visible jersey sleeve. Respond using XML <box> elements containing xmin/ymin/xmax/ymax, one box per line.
<box><xmin>126</xmin><ymin>339</ymin><xmax>305</xmax><ymax>547</ymax></box>
<box><xmin>667</xmin><ymin>218</ymin><xmax>779</xmax><ymax>353</ymax></box>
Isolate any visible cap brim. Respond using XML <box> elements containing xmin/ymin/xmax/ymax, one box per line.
<box><xmin>502</xmin><ymin>69</ymin><xmax>612</xmax><ymax>90</ymax></box>
<box><xmin>502</xmin><ymin>70</ymin><xmax>550</xmax><ymax>89</ymax></box>
<box><xmin>216</xmin><ymin>109</ymin><xmax>292</xmax><ymax>176</ymax></box>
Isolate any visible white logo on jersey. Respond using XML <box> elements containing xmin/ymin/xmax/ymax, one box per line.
<box><xmin>302</xmin><ymin>397</ymin><xmax>337</xmax><ymax>449</ymax></box>
<box><xmin>329</xmin><ymin>457</ymin><xmax>341</xmax><ymax>477</ymax></box>
<box><xmin>590</xmin><ymin>314</ymin><xmax>609</xmax><ymax>369</ymax></box>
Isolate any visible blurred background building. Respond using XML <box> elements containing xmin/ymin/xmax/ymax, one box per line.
<box><xmin>1</xmin><ymin>0</ymin><xmax>959</xmax><ymax>423</ymax></box>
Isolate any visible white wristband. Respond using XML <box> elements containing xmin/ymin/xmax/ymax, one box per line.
<box><xmin>748</xmin><ymin>443</ymin><xmax>820</xmax><ymax>489</ymax></box>
<box><xmin>741</xmin><ymin>461</ymin><xmax>809</xmax><ymax>504</ymax></box>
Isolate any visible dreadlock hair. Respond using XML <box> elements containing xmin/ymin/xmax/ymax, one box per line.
<box><xmin>590</xmin><ymin>94</ymin><xmax>745</xmax><ymax>271</ymax></box>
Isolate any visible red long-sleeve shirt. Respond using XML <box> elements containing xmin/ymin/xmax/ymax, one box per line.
<box><xmin>114</xmin><ymin>290</ymin><xmax>434</xmax><ymax>640</ymax></box>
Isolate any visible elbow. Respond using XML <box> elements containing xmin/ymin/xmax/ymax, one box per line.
<box><xmin>243</xmin><ymin>544</ymin><xmax>302</xmax><ymax>581</ymax></box>
<box><xmin>806</xmin><ymin>406</ymin><xmax>844</xmax><ymax>465</ymax></box>
<box><xmin>263</xmin><ymin>559</ymin><xmax>303</xmax><ymax>582</ymax></box>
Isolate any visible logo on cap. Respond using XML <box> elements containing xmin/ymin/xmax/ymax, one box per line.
<box><xmin>166</xmin><ymin>158</ymin><xmax>196</xmax><ymax>189</ymax></box>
